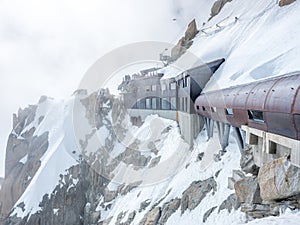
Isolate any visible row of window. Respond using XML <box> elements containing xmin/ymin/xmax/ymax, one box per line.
<box><xmin>196</xmin><ymin>106</ymin><xmax>264</xmax><ymax>122</ymax></box>
<box><xmin>146</xmin><ymin>85</ymin><xmax>157</xmax><ymax>92</ymax></box>
<box><xmin>137</xmin><ymin>97</ymin><xmax>176</xmax><ymax>110</ymax></box>
<box><xmin>161</xmin><ymin>82</ymin><xmax>177</xmax><ymax>91</ymax></box>
<box><xmin>144</xmin><ymin>76</ymin><xmax>190</xmax><ymax>92</ymax></box>
<box><xmin>136</xmin><ymin>97</ymin><xmax>191</xmax><ymax>112</ymax></box>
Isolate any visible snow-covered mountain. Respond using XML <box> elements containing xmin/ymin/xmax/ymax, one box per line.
<box><xmin>1</xmin><ymin>0</ymin><xmax>300</xmax><ymax>225</ymax></box>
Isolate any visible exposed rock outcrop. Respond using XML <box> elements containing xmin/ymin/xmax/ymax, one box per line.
<box><xmin>0</xmin><ymin>102</ymin><xmax>49</xmax><ymax>221</ymax></box>
<box><xmin>279</xmin><ymin>0</ymin><xmax>296</xmax><ymax>7</ymax></box>
<box><xmin>210</xmin><ymin>0</ymin><xmax>233</xmax><ymax>20</ymax></box>
<box><xmin>234</xmin><ymin>177</ymin><xmax>262</xmax><ymax>205</ymax></box>
<box><xmin>139</xmin><ymin>198</ymin><xmax>181</xmax><ymax>225</ymax></box>
<box><xmin>171</xmin><ymin>19</ymin><xmax>198</xmax><ymax>61</ymax></box>
<box><xmin>218</xmin><ymin>194</ymin><xmax>240</xmax><ymax>213</ymax></box>
<box><xmin>139</xmin><ymin>207</ymin><xmax>161</xmax><ymax>225</ymax></box>
<box><xmin>258</xmin><ymin>156</ymin><xmax>300</xmax><ymax>201</ymax></box>
<box><xmin>158</xmin><ymin>198</ymin><xmax>181</xmax><ymax>224</ymax></box>
<box><xmin>203</xmin><ymin>206</ymin><xmax>217</xmax><ymax>223</ymax></box>
<box><xmin>181</xmin><ymin>177</ymin><xmax>217</xmax><ymax>214</ymax></box>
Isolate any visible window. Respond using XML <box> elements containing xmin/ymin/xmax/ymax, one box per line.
<box><xmin>225</xmin><ymin>108</ymin><xmax>234</xmax><ymax>116</ymax></box>
<box><xmin>162</xmin><ymin>98</ymin><xmax>169</xmax><ymax>110</ymax></box>
<box><xmin>151</xmin><ymin>85</ymin><xmax>156</xmax><ymax>91</ymax></box>
<box><xmin>170</xmin><ymin>82</ymin><xmax>176</xmax><ymax>90</ymax></box>
<box><xmin>202</xmin><ymin>106</ymin><xmax>206</xmax><ymax>111</ymax></box>
<box><xmin>178</xmin><ymin>79</ymin><xmax>183</xmax><ymax>88</ymax></box>
<box><xmin>146</xmin><ymin>98</ymin><xmax>151</xmax><ymax>109</ymax></box>
<box><xmin>248</xmin><ymin>110</ymin><xmax>264</xmax><ymax>122</ymax></box>
<box><xmin>170</xmin><ymin>97</ymin><xmax>176</xmax><ymax>110</ymax></box>
<box><xmin>152</xmin><ymin>98</ymin><xmax>157</xmax><ymax>109</ymax></box>
<box><xmin>211</xmin><ymin>107</ymin><xmax>217</xmax><ymax>113</ymax></box>
<box><xmin>136</xmin><ymin>100</ymin><xmax>141</xmax><ymax>109</ymax></box>
<box><xmin>196</xmin><ymin>105</ymin><xmax>200</xmax><ymax>110</ymax></box>
<box><xmin>146</xmin><ymin>86</ymin><xmax>150</xmax><ymax>91</ymax></box>
<box><xmin>161</xmin><ymin>84</ymin><xmax>167</xmax><ymax>91</ymax></box>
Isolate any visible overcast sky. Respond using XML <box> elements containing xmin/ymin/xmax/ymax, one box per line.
<box><xmin>0</xmin><ymin>0</ymin><xmax>206</xmax><ymax>177</ymax></box>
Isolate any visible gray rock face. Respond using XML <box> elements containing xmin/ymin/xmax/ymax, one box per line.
<box><xmin>203</xmin><ymin>206</ymin><xmax>217</xmax><ymax>223</ymax></box>
<box><xmin>279</xmin><ymin>0</ymin><xmax>296</xmax><ymax>7</ymax></box>
<box><xmin>210</xmin><ymin>0</ymin><xmax>233</xmax><ymax>19</ymax></box>
<box><xmin>158</xmin><ymin>198</ymin><xmax>181</xmax><ymax>224</ymax></box>
<box><xmin>0</xmin><ymin>102</ymin><xmax>49</xmax><ymax>220</ymax></box>
<box><xmin>184</xmin><ymin>19</ymin><xmax>198</xmax><ymax>42</ymax></box>
<box><xmin>234</xmin><ymin>176</ymin><xmax>262</xmax><ymax>205</ymax></box>
<box><xmin>228</xmin><ymin>170</ymin><xmax>245</xmax><ymax>190</ymax></box>
<box><xmin>171</xmin><ymin>19</ymin><xmax>198</xmax><ymax>61</ymax></box>
<box><xmin>139</xmin><ymin>199</ymin><xmax>151</xmax><ymax>212</ymax></box>
<box><xmin>139</xmin><ymin>207</ymin><xmax>161</xmax><ymax>225</ymax></box>
<box><xmin>218</xmin><ymin>194</ymin><xmax>240</xmax><ymax>213</ymax></box>
<box><xmin>258</xmin><ymin>156</ymin><xmax>300</xmax><ymax>201</ymax></box>
<box><xmin>139</xmin><ymin>198</ymin><xmax>180</xmax><ymax>225</ymax></box>
<box><xmin>181</xmin><ymin>177</ymin><xmax>217</xmax><ymax>214</ymax></box>
<box><xmin>240</xmin><ymin>145</ymin><xmax>259</xmax><ymax>175</ymax></box>
<box><xmin>241</xmin><ymin>203</ymin><xmax>271</xmax><ymax>219</ymax></box>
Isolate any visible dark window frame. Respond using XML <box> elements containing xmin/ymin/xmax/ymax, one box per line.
<box><xmin>248</xmin><ymin>110</ymin><xmax>264</xmax><ymax>123</ymax></box>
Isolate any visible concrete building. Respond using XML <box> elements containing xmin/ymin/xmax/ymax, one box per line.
<box><xmin>118</xmin><ymin>59</ymin><xmax>225</xmax><ymax>145</ymax></box>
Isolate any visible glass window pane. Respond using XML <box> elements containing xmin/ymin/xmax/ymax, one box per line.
<box><xmin>248</xmin><ymin>110</ymin><xmax>264</xmax><ymax>122</ymax></box>
<box><xmin>226</xmin><ymin>108</ymin><xmax>233</xmax><ymax>115</ymax></box>
<box><xmin>170</xmin><ymin>97</ymin><xmax>176</xmax><ymax>110</ymax></box>
<box><xmin>152</xmin><ymin>98</ymin><xmax>157</xmax><ymax>109</ymax></box>
<box><xmin>151</xmin><ymin>85</ymin><xmax>156</xmax><ymax>91</ymax></box>
<box><xmin>162</xmin><ymin>98</ymin><xmax>169</xmax><ymax>110</ymax></box>
<box><xmin>170</xmin><ymin>83</ymin><xmax>176</xmax><ymax>90</ymax></box>
<box><xmin>146</xmin><ymin>98</ymin><xmax>151</xmax><ymax>109</ymax></box>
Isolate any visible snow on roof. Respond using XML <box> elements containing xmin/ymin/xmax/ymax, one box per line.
<box><xmin>158</xmin><ymin>65</ymin><xmax>184</xmax><ymax>80</ymax></box>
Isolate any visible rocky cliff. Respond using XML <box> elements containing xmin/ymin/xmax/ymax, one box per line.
<box><xmin>0</xmin><ymin>98</ymin><xmax>49</xmax><ymax>221</ymax></box>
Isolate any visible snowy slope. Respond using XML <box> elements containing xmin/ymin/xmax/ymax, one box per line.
<box><xmin>188</xmin><ymin>0</ymin><xmax>300</xmax><ymax>91</ymax></box>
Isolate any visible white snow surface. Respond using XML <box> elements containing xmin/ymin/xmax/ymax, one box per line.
<box><xmin>188</xmin><ymin>0</ymin><xmax>300</xmax><ymax>91</ymax></box>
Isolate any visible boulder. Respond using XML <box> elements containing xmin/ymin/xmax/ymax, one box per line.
<box><xmin>258</xmin><ymin>156</ymin><xmax>300</xmax><ymax>201</ymax></box>
<box><xmin>234</xmin><ymin>176</ymin><xmax>262</xmax><ymax>204</ymax></box>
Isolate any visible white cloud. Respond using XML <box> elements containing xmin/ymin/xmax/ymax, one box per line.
<box><xmin>0</xmin><ymin>0</ymin><xmax>208</xmax><ymax>177</ymax></box>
